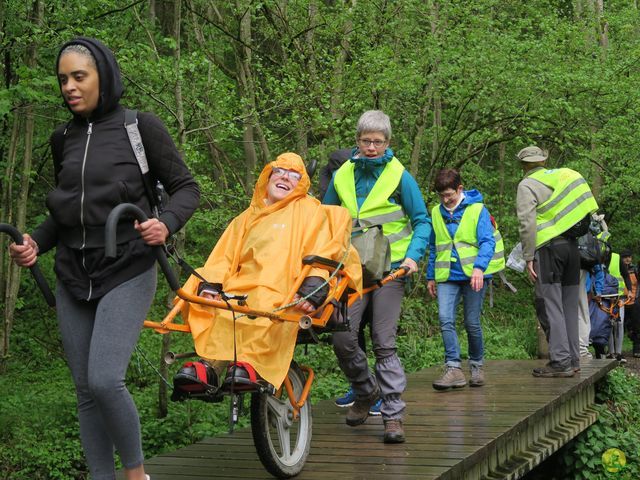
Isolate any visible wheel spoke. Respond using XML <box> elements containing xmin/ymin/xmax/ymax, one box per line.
<box><xmin>275</xmin><ymin>414</ymin><xmax>292</xmax><ymax>460</ymax></box>
<box><xmin>266</xmin><ymin>395</ymin><xmax>291</xmax><ymax>427</ymax></box>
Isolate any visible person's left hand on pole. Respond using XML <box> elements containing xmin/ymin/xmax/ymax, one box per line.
<box><xmin>400</xmin><ymin>257</ymin><xmax>418</xmax><ymax>274</ymax></box>
<box><xmin>135</xmin><ymin>218</ymin><xmax>169</xmax><ymax>245</ymax></box>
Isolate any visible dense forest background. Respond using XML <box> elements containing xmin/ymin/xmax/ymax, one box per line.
<box><xmin>2</xmin><ymin>0</ymin><xmax>640</xmax><ymax>478</ymax></box>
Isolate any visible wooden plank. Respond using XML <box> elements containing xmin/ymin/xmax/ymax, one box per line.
<box><xmin>119</xmin><ymin>358</ymin><xmax>616</xmax><ymax>480</ymax></box>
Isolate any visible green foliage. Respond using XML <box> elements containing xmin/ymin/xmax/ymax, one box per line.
<box><xmin>0</xmin><ymin>363</ymin><xmax>84</xmax><ymax>480</ymax></box>
<box><xmin>541</xmin><ymin>368</ymin><xmax>640</xmax><ymax>480</ymax></box>
<box><xmin>3</xmin><ymin>0</ymin><xmax>640</xmax><ymax>477</ymax></box>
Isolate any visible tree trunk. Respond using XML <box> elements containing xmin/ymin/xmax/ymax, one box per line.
<box><xmin>237</xmin><ymin>1</ymin><xmax>259</xmax><ymax>186</ymax></box>
<box><xmin>1</xmin><ymin>116</ymin><xmax>22</xmax><ymax>371</ymax></box>
<box><xmin>156</xmin><ymin>0</ymin><xmax>185</xmax><ymax>419</ymax></box>
<box><xmin>590</xmin><ymin>0</ymin><xmax>608</xmax><ymax>196</ymax></box>
<box><xmin>329</xmin><ymin>1</ymin><xmax>355</xmax><ymax>123</ymax></box>
<box><xmin>1</xmin><ymin>0</ymin><xmax>43</xmax><ymax>371</ymax></box>
<box><xmin>497</xmin><ymin>128</ymin><xmax>506</xmax><ymax>222</ymax></box>
<box><xmin>409</xmin><ymin>81</ymin><xmax>432</xmax><ymax>178</ymax></box>
<box><xmin>427</xmin><ymin>0</ymin><xmax>441</xmax><ymax>187</ymax></box>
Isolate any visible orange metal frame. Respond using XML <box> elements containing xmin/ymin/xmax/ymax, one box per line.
<box><xmin>143</xmin><ymin>261</ymin><xmax>406</xmax><ymax>411</ymax></box>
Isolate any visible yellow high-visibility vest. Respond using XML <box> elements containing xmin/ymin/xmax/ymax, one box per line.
<box><xmin>528</xmin><ymin>168</ymin><xmax>598</xmax><ymax>247</ymax></box>
<box><xmin>431</xmin><ymin>203</ymin><xmax>505</xmax><ymax>282</ymax></box>
<box><xmin>334</xmin><ymin>157</ymin><xmax>413</xmax><ymax>262</ymax></box>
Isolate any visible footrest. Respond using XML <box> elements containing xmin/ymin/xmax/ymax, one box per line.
<box><xmin>222</xmin><ymin>362</ymin><xmax>276</xmax><ymax>394</ymax></box>
<box><xmin>171</xmin><ymin>360</ymin><xmax>223</xmax><ymax>403</ymax></box>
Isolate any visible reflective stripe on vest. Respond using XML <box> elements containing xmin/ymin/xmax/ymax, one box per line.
<box><xmin>609</xmin><ymin>253</ymin><xmax>625</xmax><ymax>295</ymax></box>
<box><xmin>333</xmin><ymin>157</ymin><xmax>413</xmax><ymax>262</ymax></box>
<box><xmin>431</xmin><ymin>202</ymin><xmax>505</xmax><ymax>282</ymax></box>
<box><xmin>528</xmin><ymin>168</ymin><xmax>598</xmax><ymax>247</ymax></box>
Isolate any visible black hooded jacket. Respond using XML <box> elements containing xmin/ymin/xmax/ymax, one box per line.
<box><xmin>32</xmin><ymin>37</ymin><xmax>200</xmax><ymax>301</ymax></box>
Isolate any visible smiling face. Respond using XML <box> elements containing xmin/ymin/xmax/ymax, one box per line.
<box><xmin>438</xmin><ymin>185</ymin><xmax>464</xmax><ymax>210</ymax></box>
<box><xmin>58</xmin><ymin>52</ymin><xmax>100</xmax><ymax>117</ymax></box>
<box><xmin>265</xmin><ymin>167</ymin><xmax>301</xmax><ymax>205</ymax></box>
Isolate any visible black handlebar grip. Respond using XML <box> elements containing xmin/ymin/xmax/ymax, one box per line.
<box><xmin>0</xmin><ymin>223</ymin><xmax>56</xmax><ymax>307</ymax></box>
<box><xmin>104</xmin><ymin>204</ymin><xmax>180</xmax><ymax>291</ymax></box>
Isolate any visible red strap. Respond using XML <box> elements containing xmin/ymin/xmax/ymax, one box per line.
<box><xmin>231</xmin><ymin>361</ymin><xmax>258</xmax><ymax>382</ymax></box>
<box><xmin>184</xmin><ymin>361</ymin><xmax>208</xmax><ymax>383</ymax></box>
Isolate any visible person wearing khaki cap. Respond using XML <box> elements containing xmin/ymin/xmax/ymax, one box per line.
<box><xmin>516</xmin><ymin>145</ymin><xmax>599</xmax><ymax>377</ymax></box>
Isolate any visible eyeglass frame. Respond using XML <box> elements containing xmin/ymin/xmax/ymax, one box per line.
<box><xmin>357</xmin><ymin>138</ymin><xmax>388</xmax><ymax>148</ymax></box>
<box><xmin>271</xmin><ymin>166</ymin><xmax>302</xmax><ymax>182</ymax></box>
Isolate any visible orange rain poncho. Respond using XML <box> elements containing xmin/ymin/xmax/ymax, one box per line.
<box><xmin>181</xmin><ymin>153</ymin><xmax>362</xmax><ymax>387</ymax></box>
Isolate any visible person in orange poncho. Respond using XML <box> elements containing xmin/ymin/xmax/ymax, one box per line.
<box><xmin>180</xmin><ymin>152</ymin><xmax>362</xmax><ymax>388</ymax></box>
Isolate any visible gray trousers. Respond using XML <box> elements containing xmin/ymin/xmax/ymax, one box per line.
<box><xmin>577</xmin><ymin>269</ymin><xmax>592</xmax><ymax>357</ymax></box>
<box><xmin>332</xmin><ymin>278</ymin><xmax>407</xmax><ymax>420</ymax></box>
<box><xmin>56</xmin><ymin>267</ymin><xmax>156</xmax><ymax>480</ymax></box>
<box><xmin>609</xmin><ymin>306</ymin><xmax>625</xmax><ymax>355</ymax></box>
<box><xmin>534</xmin><ymin>238</ymin><xmax>580</xmax><ymax>369</ymax></box>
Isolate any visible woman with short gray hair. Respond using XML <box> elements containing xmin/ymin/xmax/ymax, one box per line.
<box><xmin>323</xmin><ymin>110</ymin><xmax>431</xmax><ymax>443</ymax></box>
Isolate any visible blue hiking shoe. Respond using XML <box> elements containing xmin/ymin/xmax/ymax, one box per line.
<box><xmin>369</xmin><ymin>398</ymin><xmax>382</xmax><ymax>416</ymax></box>
<box><xmin>334</xmin><ymin>387</ymin><xmax>355</xmax><ymax>407</ymax></box>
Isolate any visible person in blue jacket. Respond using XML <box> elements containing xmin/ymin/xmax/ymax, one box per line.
<box><xmin>427</xmin><ymin>169</ymin><xmax>501</xmax><ymax>390</ymax></box>
<box><xmin>323</xmin><ymin>110</ymin><xmax>430</xmax><ymax>443</ymax></box>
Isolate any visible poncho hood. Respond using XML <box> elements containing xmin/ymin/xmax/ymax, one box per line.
<box><xmin>251</xmin><ymin>152</ymin><xmax>311</xmax><ymax>211</ymax></box>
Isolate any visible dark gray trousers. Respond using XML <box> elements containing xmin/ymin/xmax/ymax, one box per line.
<box><xmin>332</xmin><ymin>278</ymin><xmax>407</xmax><ymax>420</ymax></box>
<box><xmin>56</xmin><ymin>267</ymin><xmax>156</xmax><ymax>480</ymax></box>
<box><xmin>534</xmin><ymin>238</ymin><xmax>580</xmax><ymax>369</ymax></box>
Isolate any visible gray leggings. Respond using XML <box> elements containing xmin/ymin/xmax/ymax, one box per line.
<box><xmin>56</xmin><ymin>267</ymin><xmax>156</xmax><ymax>480</ymax></box>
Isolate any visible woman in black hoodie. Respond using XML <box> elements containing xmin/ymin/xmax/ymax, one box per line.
<box><xmin>9</xmin><ymin>38</ymin><xmax>199</xmax><ymax>480</ymax></box>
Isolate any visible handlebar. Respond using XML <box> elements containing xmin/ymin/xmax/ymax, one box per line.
<box><xmin>0</xmin><ymin>224</ymin><xmax>56</xmax><ymax>307</ymax></box>
<box><xmin>104</xmin><ymin>203</ymin><xmax>180</xmax><ymax>291</ymax></box>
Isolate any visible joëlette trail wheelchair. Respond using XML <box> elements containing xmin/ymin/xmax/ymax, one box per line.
<box><xmin>106</xmin><ymin>203</ymin><xmax>403</xmax><ymax>478</ymax></box>
<box><xmin>2</xmin><ymin>207</ymin><xmax>406</xmax><ymax>478</ymax></box>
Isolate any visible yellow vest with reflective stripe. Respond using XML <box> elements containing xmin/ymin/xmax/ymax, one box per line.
<box><xmin>609</xmin><ymin>253</ymin><xmax>625</xmax><ymax>296</ymax></box>
<box><xmin>431</xmin><ymin>203</ymin><xmax>505</xmax><ymax>282</ymax></box>
<box><xmin>528</xmin><ymin>168</ymin><xmax>598</xmax><ymax>247</ymax></box>
<box><xmin>333</xmin><ymin>157</ymin><xmax>413</xmax><ymax>263</ymax></box>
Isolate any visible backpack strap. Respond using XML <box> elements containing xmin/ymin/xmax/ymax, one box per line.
<box><xmin>124</xmin><ymin>109</ymin><xmax>160</xmax><ymax>217</ymax></box>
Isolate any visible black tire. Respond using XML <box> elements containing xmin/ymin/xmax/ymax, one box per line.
<box><xmin>250</xmin><ymin>361</ymin><xmax>312</xmax><ymax>478</ymax></box>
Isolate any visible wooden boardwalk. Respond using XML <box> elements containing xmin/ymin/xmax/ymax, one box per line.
<box><xmin>129</xmin><ymin>358</ymin><xmax>617</xmax><ymax>480</ymax></box>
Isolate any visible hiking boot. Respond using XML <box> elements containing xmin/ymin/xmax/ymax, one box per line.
<box><xmin>616</xmin><ymin>354</ymin><xmax>627</xmax><ymax>364</ymax></box>
<box><xmin>345</xmin><ymin>385</ymin><xmax>380</xmax><ymax>426</ymax></box>
<box><xmin>469</xmin><ymin>365</ymin><xmax>485</xmax><ymax>387</ymax></box>
<box><xmin>334</xmin><ymin>387</ymin><xmax>355</xmax><ymax>408</ymax></box>
<box><xmin>532</xmin><ymin>365</ymin><xmax>575</xmax><ymax>378</ymax></box>
<box><xmin>432</xmin><ymin>367</ymin><xmax>467</xmax><ymax>390</ymax></box>
<box><xmin>383</xmin><ymin>419</ymin><xmax>405</xmax><ymax>444</ymax></box>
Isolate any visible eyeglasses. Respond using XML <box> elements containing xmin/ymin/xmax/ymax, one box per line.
<box><xmin>272</xmin><ymin>167</ymin><xmax>302</xmax><ymax>182</ymax></box>
<box><xmin>358</xmin><ymin>138</ymin><xmax>387</xmax><ymax>148</ymax></box>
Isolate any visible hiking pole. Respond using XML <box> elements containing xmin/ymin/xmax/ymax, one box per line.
<box><xmin>0</xmin><ymin>223</ymin><xmax>56</xmax><ymax>307</ymax></box>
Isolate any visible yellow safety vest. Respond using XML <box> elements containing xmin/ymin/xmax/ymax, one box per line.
<box><xmin>333</xmin><ymin>157</ymin><xmax>413</xmax><ymax>263</ymax></box>
<box><xmin>528</xmin><ymin>168</ymin><xmax>598</xmax><ymax>248</ymax></box>
<box><xmin>609</xmin><ymin>253</ymin><xmax>626</xmax><ymax>296</ymax></box>
<box><xmin>431</xmin><ymin>202</ymin><xmax>505</xmax><ymax>282</ymax></box>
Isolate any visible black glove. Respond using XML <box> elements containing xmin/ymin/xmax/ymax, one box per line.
<box><xmin>296</xmin><ymin>276</ymin><xmax>329</xmax><ymax>308</ymax></box>
<box><xmin>197</xmin><ymin>281</ymin><xmax>222</xmax><ymax>297</ymax></box>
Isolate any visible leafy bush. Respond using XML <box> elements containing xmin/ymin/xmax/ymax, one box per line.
<box><xmin>525</xmin><ymin>367</ymin><xmax>640</xmax><ymax>480</ymax></box>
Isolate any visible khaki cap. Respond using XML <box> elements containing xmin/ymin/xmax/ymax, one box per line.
<box><xmin>517</xmin><ymin>145</ymin><xmax>548</xmax><ymax>163</ymax></box>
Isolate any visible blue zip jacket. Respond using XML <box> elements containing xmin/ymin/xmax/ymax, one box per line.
<box><xmin>322</xmin><ymin>148</ymin><xmax>431</xmax><ymax>267</ymax></box>
<box><xmin>426</xmin><ymin>189</ymin><xmax>496</xmax><ymax>281</ymax></box>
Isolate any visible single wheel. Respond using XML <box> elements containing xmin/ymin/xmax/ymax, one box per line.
<box><xmin>250</xmin><ymin>361</ymin><xmax>312</xmax><ymax>478</ymax></box>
